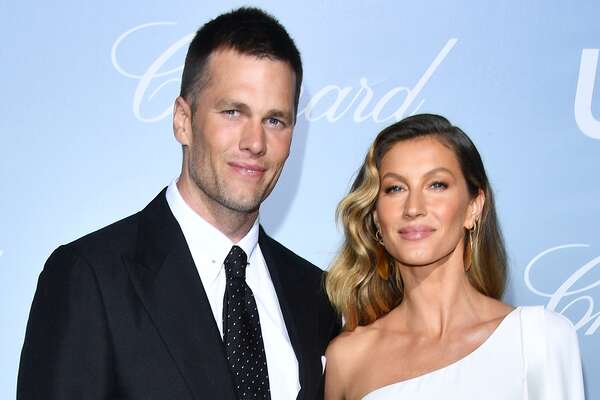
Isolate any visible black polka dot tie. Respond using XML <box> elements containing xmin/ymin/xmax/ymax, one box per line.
<box><xmin>222</xmin><ymin>245</ymin><xmax>271</xmax><ymax>400</ymax></box>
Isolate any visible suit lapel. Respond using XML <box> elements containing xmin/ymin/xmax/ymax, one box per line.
<box><xmin>126</xmin><ymin>190</ymin><xmax>237</xmax><ymax>400</ymax></box>
<box><xmin>259</xmin><ymin>228</ymin><xmax>309</xmax><ymax>400</ymax></box>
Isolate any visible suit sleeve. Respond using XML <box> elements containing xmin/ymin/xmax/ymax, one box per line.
<box><xmin>17</xmin><ymin>245</ymin><xmax>115</xmax><ymax>400</ymax></box>
<box><xmin>316</xmin><ymin>272</ymin><xmax>342</xmax><ymax>400</ymax></box>
<box><xmin>321</xmin><ymin>272</ymin><xmax>342</xmax><ymax>344</ymax></box>
<box><xmin>544</xmin><ymin>310</ymin><xmax>585</xmax><ymax>400</ymax></box>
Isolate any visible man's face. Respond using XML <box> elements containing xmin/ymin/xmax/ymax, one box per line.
<box><xmin>176</xmin><ymin>49</ymin><xmax>296</xmax><ymax>214</ymax></box>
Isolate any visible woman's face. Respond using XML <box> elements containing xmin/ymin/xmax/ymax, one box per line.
<box><xmin>374</xmin><ymin>136</ymin><xmax>483</xmax><ymax>268</ymax></box>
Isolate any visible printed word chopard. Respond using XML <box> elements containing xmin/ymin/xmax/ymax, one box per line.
<box><xmin>111</xmin><ymin>22</ymin><xmax>457</xmax><ymax>124</ymax></box>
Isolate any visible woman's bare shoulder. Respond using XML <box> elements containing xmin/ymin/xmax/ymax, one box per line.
<box><xmin>327</xmin><ymin>324</ymin><xmax>381</xmax><ymax>360</ymax></box>
<box><xmin>326</xmin><ymin>323</ymin><xmax>385</xmax><ymax>375</ymax></box>
<box><xmin>324</xmin><ymin>324</ymin><xmax>384</xmax><ymax>399</ymax></box>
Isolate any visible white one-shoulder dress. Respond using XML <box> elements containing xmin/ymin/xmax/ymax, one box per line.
<box><xmin>362</xmin><ymin>306</ymin><xmax>584</xmax><ymax>400</ymax></box>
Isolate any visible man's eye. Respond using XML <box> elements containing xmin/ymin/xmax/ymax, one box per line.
<box><xmin>430</xmin><ymin>181</ymin><xmax>448</xmax><ymax>190</ymax></box>
<box><xmin>222</xmin><ymin>110</ymin><xmax>240</xmax><ymax>118</ymax></box>
<box><xmin>266</xmin><ymin>117</ymin><xmax>285</xmax><ymax>128</ymax></box>
<box><xmin>384</xmin><ymin>185</ymin><xmax>404</xmax><ymax>194</ymax></box>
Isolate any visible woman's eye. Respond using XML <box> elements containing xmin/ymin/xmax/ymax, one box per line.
<box><xmin>384</xmin><ymin>185</ymin><xmax>404</xmax><ymax>194</ymax></box>
<box><xmin>430</xmin><ymin>181</ymin><xmax>448</xmax><ymax>190</ymax></box>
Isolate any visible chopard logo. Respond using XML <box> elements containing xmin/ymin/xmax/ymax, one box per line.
<box><xmin>298</xmin><ymin>39</ymin><xmax>457</xmax><ymax>123</ymax></box>
<box><xmin>111</xmin><ymin>22</ymin><xmax>457</xmax><ymax>124</ymax></box>
<box><xmin>574</xmin><ymin>49</ymin><xmax>600</xmax><ymax>139</ymax></box>
<box><xmin>525</xmin><ymin>244</ymin><xmax>600</xmax><ymax>335</ymax></box>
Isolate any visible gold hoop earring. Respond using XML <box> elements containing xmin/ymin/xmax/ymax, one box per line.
<box><xmin>466</xmin><ymin>219</ymin><xmax>479</xmax><ymax>272</ymax></box>
<box><xmin>375</xmin><ymin>229</ymin><xmax>384</xmax><ymax>246</ymax></box>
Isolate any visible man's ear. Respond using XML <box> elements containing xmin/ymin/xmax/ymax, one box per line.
<box><xmin>466</xmin><ymin>189</ymin><xmax>486</xmax><ymax>229</ymax></box>
<box><xmin>173</xmin><ymin>96</ymin><xmax>193</xmax><ymax>146</ymax></box>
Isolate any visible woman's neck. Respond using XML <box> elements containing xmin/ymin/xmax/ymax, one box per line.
<box><xmin>395</xmin><ymin>250</ymin><xmax>488</xmax><ymax>337</ymax></box>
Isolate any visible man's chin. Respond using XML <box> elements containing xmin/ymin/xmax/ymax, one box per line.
<box><xmin>220</xmin><ymin>194</ymin><xmax>263</xmax><ymax>214</ymax></box>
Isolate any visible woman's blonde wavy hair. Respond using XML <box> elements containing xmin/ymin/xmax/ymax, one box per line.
<box><xmin>326</xmin><ymin>114</ymin><xmax>507</xmax><ymax>331</ymax></box>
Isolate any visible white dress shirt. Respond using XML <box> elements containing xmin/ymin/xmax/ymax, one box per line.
<box><xmin>166</xmin><ymin>180</ymin><xmax>300</xmax><ymax>399</ymax></box>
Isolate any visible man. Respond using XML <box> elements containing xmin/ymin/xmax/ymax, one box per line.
<box><xmin>18</xmin><ymin>7</ymin><xmax>339</xmax><ymax>400</ymax></box>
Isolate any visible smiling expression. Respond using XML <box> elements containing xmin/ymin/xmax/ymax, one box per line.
<box><xmin>176</xmin><ymin>49</ymin><xmax>296</xmax><ymax>214</ymax></box>
<box><xmin>374</xmin><ymin>136</ymin><xmax>481</xmax><ymax>268</ymax></box>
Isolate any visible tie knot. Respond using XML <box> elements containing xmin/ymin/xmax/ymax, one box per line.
<box><xmin>224</xmin><ymin>245</ymin><xmax>248</xmax><ymax>280</ymax></box>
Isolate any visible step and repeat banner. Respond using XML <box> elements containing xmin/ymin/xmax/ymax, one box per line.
<box><xmin>1</xmin><ymin>1</ymin><xmax>599</xmax><ymax>398</ymax></box>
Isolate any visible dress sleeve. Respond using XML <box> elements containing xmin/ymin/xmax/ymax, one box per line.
<box><xmin>544</xmin><ymin>310</ymin><xmax>585</xmax><ymax>400</ymax></box>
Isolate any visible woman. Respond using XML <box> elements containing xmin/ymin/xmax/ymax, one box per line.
<box><xmin>324</xmin><ymin>114</ymin><xmax>584</xmax><ymax>399</ymax></box>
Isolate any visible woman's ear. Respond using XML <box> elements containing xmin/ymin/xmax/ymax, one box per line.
<box><xmin>466</xmin><ymin>189</ymin><xmax>485</xmax><ymax>229</ymax></box>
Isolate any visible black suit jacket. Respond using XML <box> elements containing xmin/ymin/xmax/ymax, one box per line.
<box><xmin>18</xmin><ymin>189</ymin><xmax>340</xmax><ymax>400</ymax></box>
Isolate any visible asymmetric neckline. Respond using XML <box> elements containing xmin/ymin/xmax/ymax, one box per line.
<box><xmin>362</xmin><ymin>306</ymin><xmax>520</xmax><ymax>399</ymax></box>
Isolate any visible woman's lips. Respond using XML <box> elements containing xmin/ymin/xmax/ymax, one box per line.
<box><xmin>398</xmin><ymin>226</ymin><xmax>435</xmax><ymax>241</ymax></box>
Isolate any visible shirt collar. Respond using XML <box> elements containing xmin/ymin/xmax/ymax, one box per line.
<box><xmin>165</xmin><ymin>179</ymin><xmax>259</xmax><ymax>284</ymax></box>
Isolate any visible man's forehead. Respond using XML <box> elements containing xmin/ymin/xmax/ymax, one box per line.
<box><xmin>200</xmin><ymin>49</ymin><xmax>294</xmax><ymax>95</ymax></box>
<box><xmin>205</xmin><ymin>47</ymin><xmax>295</xmax><ymax>79</ymax></box>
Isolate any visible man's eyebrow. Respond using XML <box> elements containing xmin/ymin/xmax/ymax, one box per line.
<box><xmin>265</xmin><ymin>109</ymin><xmax>293</xmax><ymax>122</ymax></box>
<box><xmin>215</xmin><ymin>99</ymin><xmax>250</xmax><ymax>112</ymax></box>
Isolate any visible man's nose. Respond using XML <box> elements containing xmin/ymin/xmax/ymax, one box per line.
<box><xmin>240</xmin><ymin>119</ymin><xmax>267</xmax><ymax>156</ymax></box>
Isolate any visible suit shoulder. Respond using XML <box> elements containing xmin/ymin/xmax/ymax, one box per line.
<box><xmin>56</xmin><ymin>211</ymin><xmax>142</xmax><ymax>268</ymax></box>
<box><xmin>71</xmin><ymin>211</ymin><xmax>140</xmax><ymax>247</ymax></box>
<box><xmin>261</xmin><ymin>233</ymin><xmax>323</xmax><ymax>277</ymax></box>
